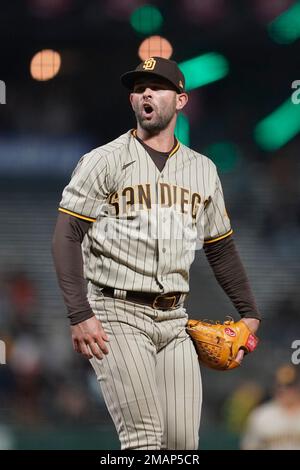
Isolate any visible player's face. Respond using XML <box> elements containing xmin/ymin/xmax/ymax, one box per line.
<box><xmin>130</xmin><ymin>78</ymin><xmax>179</xmax><ymax>133</ymax></box>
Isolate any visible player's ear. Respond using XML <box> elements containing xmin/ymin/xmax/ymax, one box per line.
<box><xmin>129</xmin><ymin>93</ymin><xmax>135</xmax><ymax>109</ymax></box>
<box><xmin>176</xmin><ymin>92</ymin><xmax>188</xmax><ymax>111</ymax></box>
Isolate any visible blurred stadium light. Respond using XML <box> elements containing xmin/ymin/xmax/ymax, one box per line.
<box><xmin>180</xmin><ymin>0</ymin><xmax>227</xmax><ymax>25</ymax></box>
<box><xmin>30</xmin><ymin>50</ymin><xmax>61</xmax><ymax>81</ymax></box>
<box><xmin>138</xmin><ymin>36</ymin><xmax>173</xmax><ymax>60</ymax></box>
<box><xmin>179</xmin><ymin>53</ymin><xmax>229</xmax><ymax>91</ymax></box>
<box><xmin>27</xmin><ymin>0</ymin><xmax>73</xmax><ymax>18</ymax></box>
<box><xmin>175</xmin><ymin>113</ymin><xmax>190</xmax><ymax>146</ymax></box>
<box><xmin>130</xmin><ymin>4</ymin><xmax>163</xmax><ymax>35</ymax></box>
<box><xmin>252</xmin><ymin>0</ymin><xmax>294</xmax><ymax>23</ymax></box>
<box><xmin>104</xmin><ymin>0</ymin><xmax>142</xmax><ymax>20</ymax></box>
<box><xmin>268</xmin><ymin>0</ymin><xmax>300</xmax><ymax>44</ymax></box>
<box><xmin>254</xmin><ymin>98</ymin><xmax>300</xmax><ymax>151</ymax></box>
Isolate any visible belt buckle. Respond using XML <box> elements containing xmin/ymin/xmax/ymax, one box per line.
<box><xmin>152</xmin><ymin>294</ymin><xmax>177</xmax><ymax>310</ymax></box>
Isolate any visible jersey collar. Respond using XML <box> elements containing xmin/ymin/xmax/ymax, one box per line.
<box><xmin>131</xmin><ymin>129</ymin><xmax>180</xmax><ymax>158</ymax></box>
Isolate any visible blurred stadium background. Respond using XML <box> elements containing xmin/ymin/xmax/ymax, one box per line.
<box><xmin>0</xmin><ymin>0</ymin><xmax>300</xmax><ymax>450</ymax></box>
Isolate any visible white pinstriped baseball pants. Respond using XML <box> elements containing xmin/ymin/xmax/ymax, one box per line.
<box><xmin>88</xmin><ymin>290</ymin><xmax>202</xmax><ymax>450</ymax></box>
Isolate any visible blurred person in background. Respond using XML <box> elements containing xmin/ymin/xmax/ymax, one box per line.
<box><xmin>241</xmin><ymin>364</ymin><xmax>300</xmax><ymax>450</ymax></box>
<box><xmin>222</xmin><ymin>381</ymin><xmax>264</xmax><ymax>435</ymax></box>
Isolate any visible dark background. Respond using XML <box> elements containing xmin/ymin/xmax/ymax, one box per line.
<box><xmin>0</xmin><ymin>0</ymin><xmax>299</xmax><ymax>450</ymax></box>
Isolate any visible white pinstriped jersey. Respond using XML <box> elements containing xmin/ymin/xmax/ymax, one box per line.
<box><xmin>59</xmin><ymin>129</ymin><xmax>232</xmax><ymax>294</ymax></box>
<box><xmin>241</xmin><ymin>401</ymin><xmax>300</xmax><ymax>450</ymax></box>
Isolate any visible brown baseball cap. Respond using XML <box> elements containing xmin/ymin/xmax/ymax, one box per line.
<box><xmin>121</xmin><ymin>56</ymin><xmax>185</xmax><ymax>94</ymax></box>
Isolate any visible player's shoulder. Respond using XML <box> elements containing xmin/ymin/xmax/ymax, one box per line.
<box><xmin>179</xmin><ymin>142</ymin><xmax>217</xmax><ymax>171</ymax></box>
<box><xmin>248</xmin><ymin>400</ymin><xmax>281</xmax><ymax>423</ymax></box>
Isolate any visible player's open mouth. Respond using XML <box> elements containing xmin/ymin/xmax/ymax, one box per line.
<box><xmin>142</xmin><ymin>103</ymin><xmax>154</xmax><ymax>118</ymax></box>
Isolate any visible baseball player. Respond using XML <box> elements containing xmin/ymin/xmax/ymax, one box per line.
<box><xmin>52</xmin><ymin>57</ymin><xmax>261</xmax><ymax>450</ymax></box>
<box><xmin>241</xmin><ymin>365</ymin><xmax>300</xmax><ymax>450</ymax></box>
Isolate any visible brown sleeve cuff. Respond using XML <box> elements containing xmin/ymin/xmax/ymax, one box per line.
<box><xmin>241</xmin><ymin>312</ymin><xmax>262</xmax><ymax>321</ymax></box>
<box><xmin>69</xmin><ymin>309</ymin><xmax>95</xmax><ymax>326</ymax></box>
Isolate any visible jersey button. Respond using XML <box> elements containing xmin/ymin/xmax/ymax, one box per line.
<box><xmin>162</xmin><ymin>248</ymin><xmax>166</xmax><ymax>253</ymax></box>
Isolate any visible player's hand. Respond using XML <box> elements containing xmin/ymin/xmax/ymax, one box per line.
<box><xmin>71</xmin><ymin>315</ymin><xmax>109</xmax><ymax>360</ymax></box>
<box><xmin>236</xmin><ymin>318</ymin><xmax>260</xmax><ymax>365</ymax></box>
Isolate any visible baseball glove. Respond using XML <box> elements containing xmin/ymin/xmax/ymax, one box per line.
<box><xmin>186</xmin><ymin>317</ymin><xmax>259</xmax><ymax>370</ymax></box>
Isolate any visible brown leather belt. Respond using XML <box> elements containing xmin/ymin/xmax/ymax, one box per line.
<box><xmin>101</xmin><ymin>286</ymin><xmax>185</xmax><ymax>310</ymax></box>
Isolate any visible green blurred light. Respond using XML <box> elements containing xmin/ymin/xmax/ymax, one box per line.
<box><xmin>268</xmin><ymin>1</ymin><xmax>300</xmax><ymax>44</ymax></box>
<box><xmin>203</xmin><ymin>142</ymin><xmax>241</xmax><ymax>173</ymax></box>
<box><xmin>130</xmin><ymin>5</ymin><xmax>163</xmax><ymax>35</ymax></box>
<box><xmin>254</xmin><ymin>98</ymin><xmax>300</xmax><ymax>151</ymax></box>
<box><xmin>179</xmin><ymin>53</ymin><xmax>229</xmax><ymax>91</ymax></box>
<box><xmin>175</xmin><ymin>113</ymin><xmax>190</xmax><ymax>146</ymax></box>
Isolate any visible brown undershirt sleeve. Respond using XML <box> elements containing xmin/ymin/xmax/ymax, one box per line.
<box><xmin>203</xmin><ymin>235</ymin><xmax>261</xmax><ymax>320</ymax></box>
<box><xmin>52</xmin><ymin>212</ymin><xmax>94</xmax><ymax>325</ymax></box>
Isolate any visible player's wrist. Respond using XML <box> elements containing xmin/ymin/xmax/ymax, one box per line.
<box><xmin>241</xmin><ymin>317</ymin><xmax>260</xmax><ymax>333</ymax></box>
<box><xmin>69</xmin><ymin>309</ymin><xmax>95</xmax><ymax>326</ymax></box>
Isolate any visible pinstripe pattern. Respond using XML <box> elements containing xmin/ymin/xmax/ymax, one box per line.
<box><xmin>57</xmin><ymin>129</ymin><xmax>235</xmax><ymax>450</ymax></box>
<box><xmin>59</xmin><ymin>130</ymin><xmax>231</xmax><ymax>294</ymax></box>
<box><xmin>88</xmin><ymin>292</ymin><xmax>202</xmax><ymax>450</ymax></box>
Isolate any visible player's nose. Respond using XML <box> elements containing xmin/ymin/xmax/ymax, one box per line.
<box><xmin>142</xmin><ymin>87</ymin><xmax>153</xmax><ymax>98</ymax></box>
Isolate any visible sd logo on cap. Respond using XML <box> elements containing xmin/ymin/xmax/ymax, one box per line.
<box><xmin>121</xmin><ymin>56</ymin><xmax>185</xmax><ymax>94</ymax></box>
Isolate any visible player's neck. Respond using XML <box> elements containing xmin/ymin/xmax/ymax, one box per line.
<box><xmin>136</xmin><ymin>126</ymin><xmax>175</xmax><ymax>153</ymax></box>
